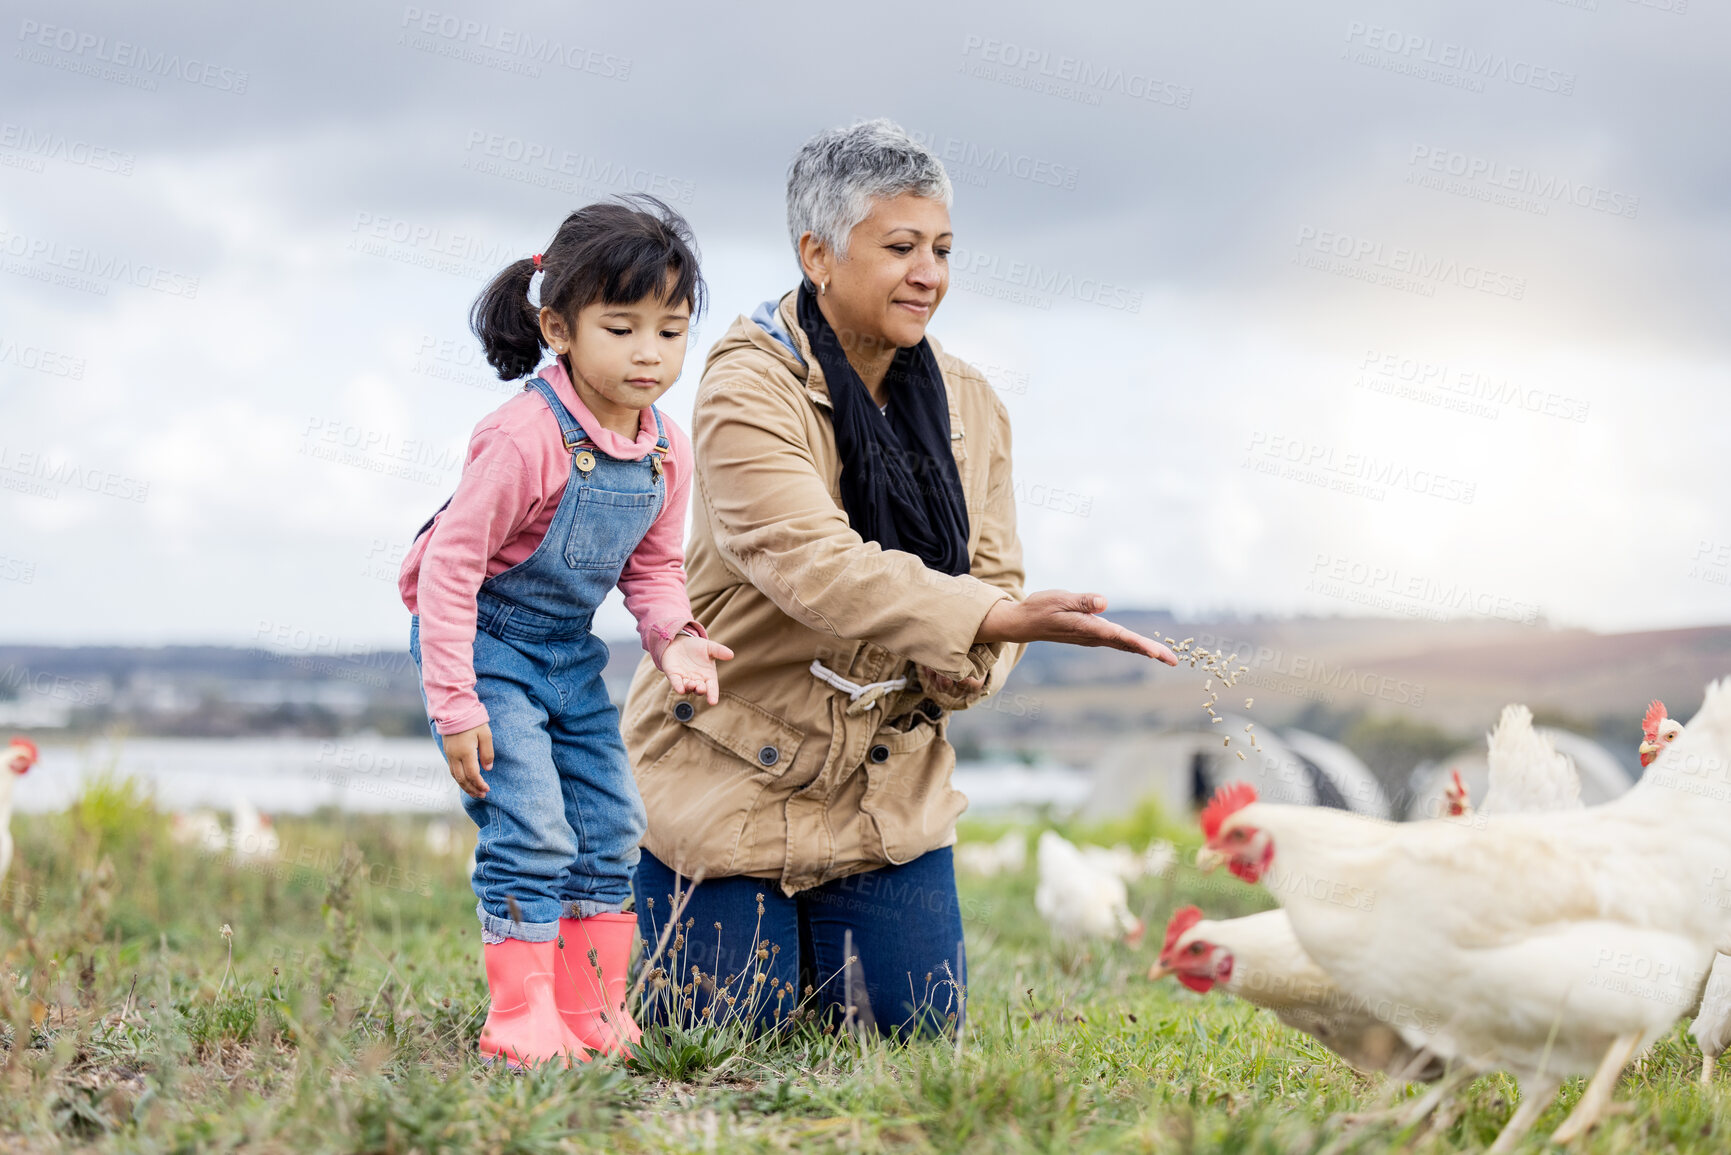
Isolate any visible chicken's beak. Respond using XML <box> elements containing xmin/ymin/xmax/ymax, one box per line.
<box><xmin>1639</xmin><ymin>740</ymin><xmax>1660</xmax><ymax>756</ymax></box>
<box><xmin>1195</xmin><ymin>846</ymin><xmax>1225</xmax><ymax>873</ymax></box>
<box><xmin>1147</xmin><ymin>961</ymin><xmax>1173</xmax><ymax>982</ymax></box>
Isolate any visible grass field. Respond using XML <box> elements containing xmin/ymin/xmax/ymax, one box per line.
<box><xmin>2</xmin><ymin>775</ymin><xmax>1727</xmax><ymax>1154</ymax></box>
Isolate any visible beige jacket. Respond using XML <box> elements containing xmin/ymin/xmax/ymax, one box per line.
<box><xmin>621</xmin><ymin>290</ymin><xmax>1026</xmax><ymax>894</ymax></box>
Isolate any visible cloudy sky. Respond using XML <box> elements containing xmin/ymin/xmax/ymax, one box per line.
<box><xmin>2</xmin><ymin>0</ymin><xmax>1727</xmax><ymax>651</ymax></box>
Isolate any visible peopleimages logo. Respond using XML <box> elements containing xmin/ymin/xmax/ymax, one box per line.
<box><xmin>1294</xmin><ymin>226</ymin><xmax>1526</xmax><ymax>300</ymax></box>
<box><xmin>0</xmin><ymin>225</ymin><xmax>200</xmax><ymax>298</ymax></box>
<box><xmin>1342</xmin><ymin>22</ymin><xmax>1576</xmax><ymax>95</ymax></box>
<box><xmin>1355</xmin><ymin>349</ymin><xmax>1590</xmax><ymax>424</ymax></box>
<box><xmin>0</xmin><ymin>123</ymin><xmax>134</xmax><ymax>175</ymax></box>
<box><xmin>1243</xmin><ymin>430</ymin><xmax>1477</xmax><ymax>505</ymax></box>
<box><xmin>398</xmin><ymin>8</ymin><xmax>631</xmax><ymax>81</ymax></box>
<box><xmin>15</xmin><ymin>19</ymin><xmax>250</xmax><ymax>93</ymax></box>
<box><xmin>949</xmin><ymin>245</ymin><xmax>1143</xmax><ymax>313</ymax></box>
<box><xmin>0</xmin><ymin>445</ymin><xmax>150</xmax><ymax>503</ymax></box>
<box><xmin>461</xmin><ymin>131</ymin><xmax>696</xmax><ymax>203</ymax></box>
<box><xmin>958</xmin><ymin>35</ymin><xmax>1192</xmax><ymax>110</ymax></box>
<box><xmin>1407</xmin><ymin>145</ymin><xmax>1638</xmax><ymax>220</ymax></box>
<box><xmin>907</xmin><ymin>130</ymin><xmax>1080</xmax><ymax>191</ymax></box>
<box><xmin>0</xmin><ymin>336</ymin><xmax>85</xmax><ymax>379</ymax></box>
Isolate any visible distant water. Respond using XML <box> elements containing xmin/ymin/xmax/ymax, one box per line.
<box><xmin>12</xmin><ymin>738</ymin><xmax>1090</xmax><ymax>817</ymax></box>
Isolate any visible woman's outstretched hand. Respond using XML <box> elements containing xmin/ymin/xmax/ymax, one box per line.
<box><xmin>976</xmin><ymin>592</ymin><xmax>1178</xmax><ymax>665</ymax></box>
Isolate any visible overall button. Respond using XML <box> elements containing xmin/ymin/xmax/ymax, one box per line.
<box><xmin>868</xmin><ymin>744</ymin><xmax>890</xmax><ymax>764</ymax></box>
<box><xmin>757</xmin><ymin>745</ymin><xmax>779</xmax><ymax>767</ymax></box>
<box><xmin>673</xmin><ymin>701</ymin><xmax>695</xmax><ymax>722</ymax></box>
<box><xmin>575</xmin><ymin>450</ymin><xmax>597</xmax><ymax>473</ymax></box>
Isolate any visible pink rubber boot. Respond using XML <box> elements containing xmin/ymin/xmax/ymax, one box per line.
<box><xmin>553</xmin><ymin>913</ymin><xmax>643</xmax><ymax>1055</ymax></box>
<box><xmin>478</xmin><ymin>938</ymin><xmax>590</xmax><ymax>1068</ymax></box>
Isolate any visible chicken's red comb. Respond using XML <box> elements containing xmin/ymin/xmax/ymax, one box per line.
<box><xmin>1201</xmin><ymin>782</ymin><xmax>1258</xmax><ymax>840</ymax></box>
<box><xmin>1162</xmin><ymin>905</ymin><xmax>1205</xmax><ymax>956</ymax></box>
<box><xmin>9</xmin><ymin>735</ymin><xmax>38</xmax><ymax>763</ymax></box>
<box><xmin>1642</xmin><ymin>700</ymin><xmax>1667</xmax><ymax>742</ymax></box>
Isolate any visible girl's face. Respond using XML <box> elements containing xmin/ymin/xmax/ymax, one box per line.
<box><xmin>803</xmin><ymin>193</ymin><xmax>952</xmax><ymax>352</ymax></box>
<box><xmin>539</xmin><ymin>291</ymin><xmax>690</xmax><ymax>414</ymax></box>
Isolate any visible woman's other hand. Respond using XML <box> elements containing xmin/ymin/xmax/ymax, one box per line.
<box><xmin>976</xmin><ymin>592</ymin><xmax>1178</xmax><ymax>665</ymax></box>
<box><xmin>918</xmin><ymin>666</ymin><xmax>984</xmax><ymax>696</ymax></box>
<box><xmin>916</xmin><ymin>665</ymin><xmax>986</xmax><ymax>711</ymax></box>
<box><xmin>663</xmin><ymin>634</ymin><xmax>736</xmax><ymax>705</ymax></box>
<box><xmin>444</xmin><ymin>723</ymin><xmax>494</xmax><ymax>799</ymax></box>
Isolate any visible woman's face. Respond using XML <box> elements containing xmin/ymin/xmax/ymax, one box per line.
<box><xmin>808</xmin><ymin>193</ymin><xmax>952</xmax><ymax>351</ymax></box>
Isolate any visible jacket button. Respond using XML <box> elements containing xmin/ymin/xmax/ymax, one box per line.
<box><xmin>673</xmin><ymin>701</ymin><xmax>695</xmax><ymax>722</ymax></box>
<box><xmin>757</xmin><ymin>745</ymin><xmax>779</xmax><ymax>767</ymax></box>
<box><xmin>869</xmin><ymin>744</ymin><xmax>890</xmax><ymax>764</ymax></box>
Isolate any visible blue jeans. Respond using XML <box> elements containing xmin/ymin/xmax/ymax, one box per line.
<box><xmin>411</xmin><ymin>618</ymin><xmax>648</xmax><ymax>942</ymax></box>
<box><xmin>633</xmin><ymin>847</ymin><xmax>967</xmax><ymax>1039</ymax></box>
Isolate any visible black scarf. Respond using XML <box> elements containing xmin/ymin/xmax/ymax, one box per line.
<box><xmin>795</xmin><ymin>282</ymin><xmax>971</xmax><ymax>576</ymax></box>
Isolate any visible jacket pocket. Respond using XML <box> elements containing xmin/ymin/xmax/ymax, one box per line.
<box><xmin>859</xmin><ymin>715</ymin><xmax>963</xmax><ymax>865</ymax></box>
<box><xmin>636</xmin><ymin>693</ymin><xmax>808</xmax><ymax>878</ymax></box>
<box><xmin>673</xmin><ymin>691</ymin><xmax>805</xmax><ymax>777</ymax></box>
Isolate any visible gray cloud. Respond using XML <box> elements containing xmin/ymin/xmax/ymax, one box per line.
<box><xmin>1</xmin><ymin>0</ymin><xmax>1727</xmax><ymax>644</ymax></box>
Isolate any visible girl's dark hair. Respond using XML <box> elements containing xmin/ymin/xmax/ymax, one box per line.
<box><xmin>470</xmin><ymin>195</ymin><xmax>707</xmax><ymax>381</ymax></box>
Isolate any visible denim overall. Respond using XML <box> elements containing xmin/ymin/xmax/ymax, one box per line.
<box><xmin>410</xmin><ymin>374</ymin><xmax>667</xmax><ymax>943</ymax></box>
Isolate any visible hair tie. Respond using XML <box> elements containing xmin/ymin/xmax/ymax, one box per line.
<box><xmin>531</xmin><ymin>253</ymin><xmax>543</xmax><ymax>271</ymax></box>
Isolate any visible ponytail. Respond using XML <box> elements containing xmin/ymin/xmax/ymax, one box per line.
<box><xmin>469</xmin><ymin>257</ymin><xmax>545</xmax><ymax>382</ymax></box>
<box><xmin>468</xmin><ymin>196</ymin><xmax>707</xmax><ymax>383</ymax></box>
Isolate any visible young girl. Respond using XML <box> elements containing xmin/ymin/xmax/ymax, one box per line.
<box><xmin>399</xmin><ymin>198</ymin><xmax>732</xmax><ymax>1068</ymax></box>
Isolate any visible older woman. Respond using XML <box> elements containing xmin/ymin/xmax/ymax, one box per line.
<box><xmin>622</xmin><ymin>120</ymin><xmax>1173</xmax><ymax>1037</ymax></box>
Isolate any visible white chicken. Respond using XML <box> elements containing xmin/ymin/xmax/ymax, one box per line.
<box><xmin>1080</xmin><ymin>839</ymin><xmax>1176</xmax><ymax>883</ymax></box>
<box><xmin>170</xmin><ymin>809</ymin><xmax>228</xmax><ymax>851</ymax></box>
<box><xmin>1154</xmin><ymin>905</ymin><xmax>1444</xmax><ymax>1083</ymax></box>
<box><xmin>1161</xmin><ymin>704</ymin><xmax>1578</xmax><ymax>1110</ymax></box>
<box><xmin>1635</xmin><ymin>697</ymin><xmax>1731</xmax><ymax>1086</ymax></box>
<box><xmin>0</xmin><ymin>736</ymin><xmax>41</xmax><ymax>886</ymax></box>
<box><xmin>1035</xmin><ymin>830</ymin><xmax>1144</xmax><ymax>945</ymax></box>
<box><xmin>1199</xmin><ymin>679</ymin><xmax>1731</xmax><ymax>1151</ymax></box>
<box><xmin>1691</xmin><ymin>955</ymin><xmax>1731</xmax><ymax>1085</ymax></box>
<box><xmin>229</xmin><ymin>796</ymin><xmax>279</xmax><ymax>861</ymax></box>
<box><xmin>956</xmin><ymin>830</ymin><xmax>1028</xmax><ymax>876</ymax></box>
<box><xmin>425</xmin><ymin>818</ymin><xmax>456</xmax><ymax>857</ymax></box>
<box><xmin>1639</xmin><ymin>698</ymin><xmax>1685</xmax><ymax>768</ymax></box>
<box><xmin>1476</xmin><ymin>704</ymin><xmax>1582</xmax><ymax>816</ymax></box>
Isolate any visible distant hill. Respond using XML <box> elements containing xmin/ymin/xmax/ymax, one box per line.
<box><xmin>950</xmin><ymin>615</ymin><xmax>1731</xmax><ymax>770</ymax></box>
<box><xmin>3</xmin><ymin>616</ymin><xmax>1727</xmax><ymax>748</ymax></box>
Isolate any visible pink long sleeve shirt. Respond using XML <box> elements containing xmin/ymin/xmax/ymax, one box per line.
<box><xmin>399</xmin><ymin>360</ymin><xmax>702</xmax><ymax>735</ymax></box>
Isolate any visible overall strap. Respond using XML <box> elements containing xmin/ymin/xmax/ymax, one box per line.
<box><xmin>523</xmin><ymin>375</ymin><xmax>588</xmax><ymax>453</ymax></box>
<box><xmin>645</xmin><ymin>405</ymin><xmax>670</xmax><ymax>477</ymax></box>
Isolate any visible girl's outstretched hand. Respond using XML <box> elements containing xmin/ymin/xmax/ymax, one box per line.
<box><xmin>663</xmin><ymin>634</ymin><xmax>734</xmax><ymax>705</ymax></box>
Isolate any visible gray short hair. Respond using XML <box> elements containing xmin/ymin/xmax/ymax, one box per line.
<box><xmin>785</xmin><ymin>119</ymin><xmax>953</xmax><ymax>262</ymax></box>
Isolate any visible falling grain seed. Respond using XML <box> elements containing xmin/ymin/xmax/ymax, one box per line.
<box><xmin>1212</xmin><ymin>716</ymin><xmax>1222</xmax><ymax>723</ymax></box>
<box><xmin>1235</xmin><ymin>750</ymin><xmax>1246</xmax><ymax>760</ymax></box>
<box><xmin>1245</xmin><ymin>698</ymin><xmax>1254</xmax><ymax>708</ymax></box>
